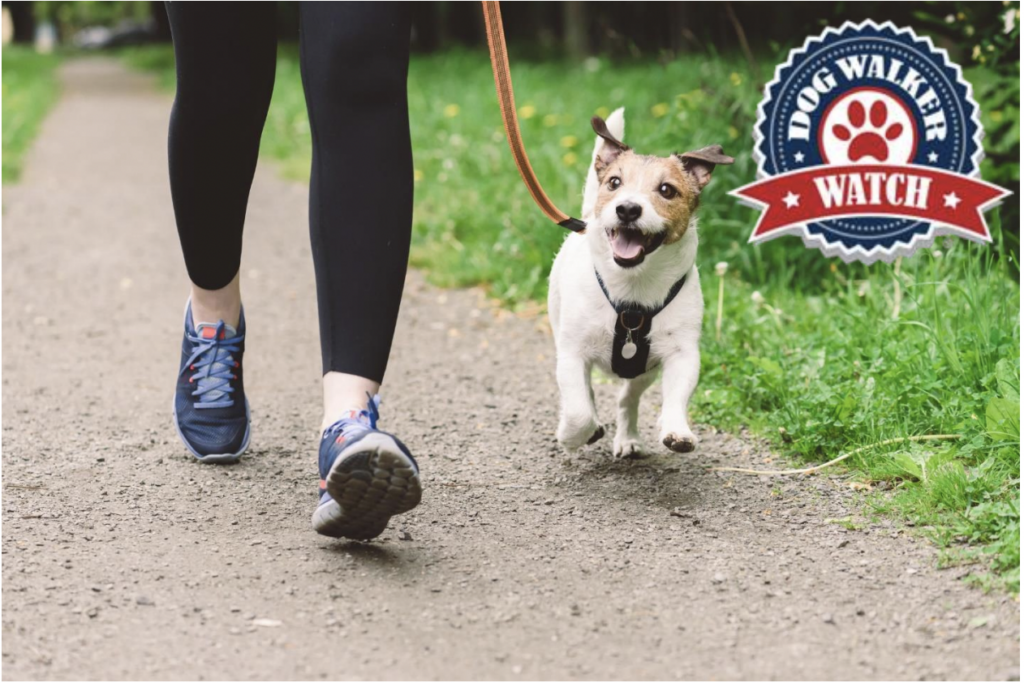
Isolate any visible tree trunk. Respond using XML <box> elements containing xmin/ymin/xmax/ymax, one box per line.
<box><xmin>563</xmin><ymin>1</ymin><xmax>587</xmax><ymax>60</ymax></box>
<box><xmin>411</xmin><ymin>2</ymin><xmax>441</xmax><ymax>53</ymax></box>
<box><xmin>149</xmin><ymin>1</ymin><xmax>171</xmax><ymax>42</ymax></box>
<box><xmin>4</xmin><ymin>1</ymin><xmax>35</xmax><ymax>44</ymax></box>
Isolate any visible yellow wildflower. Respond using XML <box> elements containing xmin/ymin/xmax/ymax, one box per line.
<box><xmin>443</xmin><ymin>104</ymin><xmax>460</xmax><ymax>118</ymax></box>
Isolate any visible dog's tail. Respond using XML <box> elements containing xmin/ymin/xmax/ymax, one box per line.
<box><xmin>582</xmin><ymin>107</ymin><xmax>625</xmax><ymax>219</ymax></box>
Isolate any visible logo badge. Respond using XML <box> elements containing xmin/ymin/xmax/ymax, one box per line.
<box><xmin>732</xmin><ymin>21</ymin><xmax>1011</xmax><ymax>263</ymax></box>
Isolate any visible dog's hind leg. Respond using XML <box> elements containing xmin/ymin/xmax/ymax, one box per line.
<box><xmin>614</xmin><ymin>370</ymin><xmax>657</xmax><ymax>459</ymax></box>
<box><xmin>659</xmin><ymin>345</ymin><xmax>700</xmax><ymax>453</ymax></box>
<box><xmin>555</xmin><ymin>355</ymin><xmax>603</xmax><ymax>451</ymax></box>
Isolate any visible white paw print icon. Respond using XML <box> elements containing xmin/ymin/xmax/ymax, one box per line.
<box><xmin>819</xmin><ymin>88</ymin><xmax>917</xmax><ymax>165</ymax></box>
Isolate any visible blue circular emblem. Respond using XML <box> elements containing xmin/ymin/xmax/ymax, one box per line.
<box><xmin>743</xmin><ymin>20</ymin><xmax>990</xmax><ymax>262</ymax></box>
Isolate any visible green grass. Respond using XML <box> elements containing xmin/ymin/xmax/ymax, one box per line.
<box><xmin>122</xmin><ymin>45</ymin><xmax>1020</xmax><ymax>592</ymax></box>
<box><xmin>2</xmin><ymin>46</ymin><xmax>61</xmax><ymax>183</ymax></box>
<box><xmin>702</xmin><ymin>239</ymin><xmax>1019</xmax><ymax>592</ymax></box>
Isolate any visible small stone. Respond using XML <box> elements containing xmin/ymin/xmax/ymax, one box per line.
<box><xmin>86</xmin><ymin>607</ymin><xmax>100</xmax><ymax>618</ymax></box>
<box><xmin>252</xmin><ymin>618</ymin><xmax>282</xmax><ymax>628</ymax></box>
<box><xmin>823</xmin><ymin>613</ymin><xmax>835</xmax><ymax>625</ymax></box>
<box><xmin>711</xmin><ymin>573</ymin><xmax>726</xmax><ymax>585</ymax></box>
<box><xmin>398</xmin><ymin>530</ymin><xmax>413</xmax><ymax>541</ymax></box>
<box><xmin>136</xmin><ymin>596</ymin><xmax>155</xmax><ymax>606</ymax></box>
<box><xmin>968</xmin><ymin>615</ymin><xmax>990</xmax><ymax>629</ymax></box>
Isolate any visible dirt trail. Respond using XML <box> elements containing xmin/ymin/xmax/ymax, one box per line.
<box><xmin>2</xmin><ymin>59</ymin><xmax>1019</xmax><ymax>681</ymax></box>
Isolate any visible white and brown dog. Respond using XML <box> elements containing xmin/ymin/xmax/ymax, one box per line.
<box><xmin>548</xmin><ymin>109</ymin><xmax>733</xmax><ymax>457</ymax></box>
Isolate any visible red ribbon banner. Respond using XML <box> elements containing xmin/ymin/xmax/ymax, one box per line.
<box><xmin>732</xmin><ymin>165</ymin><xmax>1011</xmax><ymax>242</ymax></box>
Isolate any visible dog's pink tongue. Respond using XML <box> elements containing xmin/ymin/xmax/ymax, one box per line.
<box><xmin>612</xmin><ymin>231</ymin><xmax>645</xmax><ymax>260</ymax></box>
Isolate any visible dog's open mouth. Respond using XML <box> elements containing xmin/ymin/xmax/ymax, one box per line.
<box><xmin>607</xmin><ymin>226</ymin><xmax>665</xmax><ymax>267</ymax></box>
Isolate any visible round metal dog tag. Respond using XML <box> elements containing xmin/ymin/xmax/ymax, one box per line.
<box><xmin>621</xmin><ymin>342</ymin><xmax>637</xmax><ymax>359</ymax></box>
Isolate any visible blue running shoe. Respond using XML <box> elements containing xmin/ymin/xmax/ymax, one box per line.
<box><xmin>172</xmin><ymin>301</ymin><xmax>250</xmax><ymax>463</ymax></box>
<box><xmin>312</xmin><ymin>395</ymin><xmax>422</xmax><ymax>540</ymax></box>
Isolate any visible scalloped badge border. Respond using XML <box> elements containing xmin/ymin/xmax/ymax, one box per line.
<box><xmin>733</xmin><ymin>20</ymin><xmax>998</xmax><ymax>264</ymax></box>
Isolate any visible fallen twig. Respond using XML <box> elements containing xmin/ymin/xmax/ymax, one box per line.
<box><xmin>709</xmin><ymin>434</ymin><xmax>962</xmax><ymax>476</ymax></box>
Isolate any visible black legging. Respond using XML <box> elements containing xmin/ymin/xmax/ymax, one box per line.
<box><xmin>166</xmin><ymin>2</ymin><xmax>413</xmax><ymax>383</ymax></box>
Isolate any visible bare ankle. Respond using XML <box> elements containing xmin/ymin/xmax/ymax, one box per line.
<box><xmin>191</xmin><ymin>272</ymin><xmax>242</xmax><ymax>328</ymax></box>
<box><xmin>322</xmin><ymin>372</ymin><xmax>381</xmax><ymax>433</ymax></box>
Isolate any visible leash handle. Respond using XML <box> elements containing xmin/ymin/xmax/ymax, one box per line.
<box><xmin>481</xmin><ymin>1</ymin><xmax>586</xmax><ymax>233</ymax></box>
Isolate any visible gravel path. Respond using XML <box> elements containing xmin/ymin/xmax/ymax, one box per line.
<box><xmin>2</xmin><ymin>59</ymin><xmax>1019</xmax><ymax>681</ymax></box>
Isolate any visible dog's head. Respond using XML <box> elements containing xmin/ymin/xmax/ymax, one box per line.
<box><xmin>588</xmin><ymin>116</ymin><xmax>733</xmax><ymax>269</ymax></box>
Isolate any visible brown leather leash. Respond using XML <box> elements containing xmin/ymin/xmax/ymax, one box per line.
<box><xmin>481</xmin><ymin>1</ymin><xmax>587</xmax><ymax>233</ymax></box>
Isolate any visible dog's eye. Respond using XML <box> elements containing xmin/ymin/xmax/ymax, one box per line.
<box><xmin>659</xmin><ymin>183</ymin><xmax>678</xmax><ymax>199</ymax></box>
<box><xmin>608</xmin><ymin>177</ymin><xmax>622</xmax><ymax>190</ymax></box>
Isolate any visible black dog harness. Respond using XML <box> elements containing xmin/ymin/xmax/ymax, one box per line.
<box><xmin>595</xmin><ymin>270</ymin><xmax>689</xmax><ymax>379</ymax></box>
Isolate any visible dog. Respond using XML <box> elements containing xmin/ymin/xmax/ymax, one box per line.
<box><xmin>548</xmin><ymin>108</ymin><xmax>733</xmax><ymax>457</ymax></box>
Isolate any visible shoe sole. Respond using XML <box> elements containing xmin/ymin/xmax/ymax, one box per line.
<box><xmin>312</xmin><ymin>432</ymin><xmax>422</xmax><ymax>540</ymax></box>
<box><xmin>171</xmin><ymin>398</ymin><xmax>251</xmax><ymax>464</ymax></box>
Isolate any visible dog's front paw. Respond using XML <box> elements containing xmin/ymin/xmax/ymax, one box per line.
<box><xmin>661</xmin><ymin>429</ymin><xmax>698</xmax><ymax>453</ymax></box>
<box><xmin>613</xmin><ymin>435</ymin><xmax>646</xmax><ymax>459</ymax></box>
<box><xmin>558</xmin><ymin>414</ymin><xmax>603</xmax><ymax>451</ymax></box>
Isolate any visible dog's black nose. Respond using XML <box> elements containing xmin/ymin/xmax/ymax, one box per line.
<box><xmin>616</xmin><ymin>202</ymin><xmax>642</xmax><ymax>222</ymax></box>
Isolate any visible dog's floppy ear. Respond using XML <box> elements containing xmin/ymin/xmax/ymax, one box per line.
<box><xmin>592</xmin><ymin>116</ymin><xmax>630</xmax><ymax>177</ymax></box>
<box><xmin>675</xmin><ymin>145</ymin><xmax>734</xmax><ymax>190</ymax></box>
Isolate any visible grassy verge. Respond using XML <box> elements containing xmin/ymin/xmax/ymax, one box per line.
<box><xmin>2</xmin><ymin>46</ymin><xmax>61</xmax><ymax>183</ymax></box>
<box><xmin>704</xmin><ymin>239</ymin><xmax>1019</xmax><ymax>592</ymax></box>
<box><xmin>123</xmin><ymin>45</ymin><xmax>1020</xmax><ymax>592</ymax></box>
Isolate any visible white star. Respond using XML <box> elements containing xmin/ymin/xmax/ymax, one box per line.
<box><xmin>943</xmin><ymin>192</ymin><xmax>961</xmax><ymax>209</ymax></box>
<box><xmin>782</xmin><ymin>191</ymin><xmax>800</xmax><ymax>209</ymax></box>
<box><xmin>927</xmin><ymin>151</ymin><xmax>939</xmax><ymax>163</ymax></box>
<box><xmin>794</xmin><ymin>151</ymin><xmax>805</xmax><ymax>163</ymax></box>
